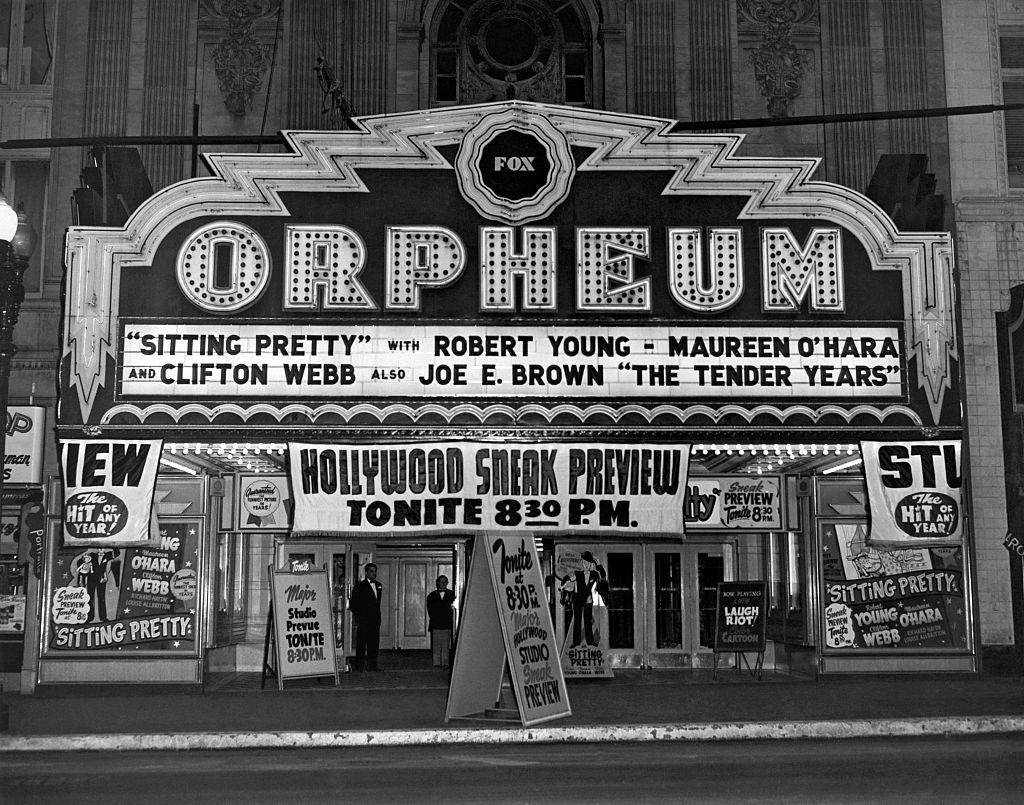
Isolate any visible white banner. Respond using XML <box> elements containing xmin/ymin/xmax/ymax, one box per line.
<box><xmin>289</xmin><ymin>441</ymin><xmax>690</xmax><ymax>536</ymax></box>
<box><xmin>861</xmin><ymin>440</ymin><xmax>963</xmax><ymax>547</ymax></box>
<box><xmin>60</xmin><ymin>439</ymin><xmax>163</xmax><ymax>547</ymax></box>
<box><xmin>120</xmin><ymin>323</ymin><xmax>904</xmax><ymax>400</ymax></box>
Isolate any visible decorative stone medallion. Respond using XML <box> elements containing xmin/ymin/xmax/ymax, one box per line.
<box><xmin>455</xmin><ymin>107</ymin><xmax>574</xmax><ymax>224</ymax></box>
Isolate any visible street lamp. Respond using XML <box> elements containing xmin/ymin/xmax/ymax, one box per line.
<box><xmin>0</xmin><ymin>194</ymin><xmax>37</xmax><ymax>505</ymax></box>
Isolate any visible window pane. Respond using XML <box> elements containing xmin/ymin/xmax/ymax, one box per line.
<box><xmin>438</xmin><ymin>7</ymin><xmax>462</xmax><ymax>42</ymax></box>
<box><xmin>697</xmin><ymin>553</ymin><xmax>724</xmax><ymax>650</ymax></box>
<box><xmin>11</xmin><ymin>161</ymin><xmax>47</xmax><ymax>295</ymax></box>
<box><xmin>606</xmin><ymin>552</ymin><xmax>634</xmax><ymax>649</ymax></box>
<box><xmin>768</xmin><ymin>532</ymin><xmax>783</xmax><ymax>610</ymax></box>
<box><xmin>564</xmin><ymin>76</ymin><xmax>586</xmax><ymax>104</ymax></box>
<box><xmin>436</xmin><ymin>76</ymin><xmax>457</xmax><ymax>103</ymax></box>
<box><xmin>214</xmin><ymin>533</ymin><xmax>231</xmax><ymax>644</ymax></box>
<box><xmin>23</xmin><ymin>0</ymin><xmax>55</xmax><ymax>85</ymax></box>
<box><xmin>787</xmin><ymin>531</ymin><xmax>802</xmax><ymax>612</ymax></box>
<box><xmin>654</xmin><ymin>552</ymin><xmax>682</xmax><ymax>649</ymax></box>
<box><xmin>565</xmin><ymin>52</ymin><xmax>586</xmax><ymax>75</ymax></box>
<box><xmin>0</xmin><ymin>0</ymin><xmax>10</xmax><ymax>85</ymax></box>
<box><xmin>437</xmin><ymin>50</ymin><xmax>457</xmax><ymax>75</ymax></box>
<box><xmin>1005</xmin><ymin>81</ymin><xmax>1024</xmax><ymax>187</ymax></box>
<box><xmin>1002</xmin><ymin>36</ymin><xmax>1024</xmax><ymax>68</ymax></box>
<box><xmin>331</xmin><ymin>553</ymin><xmax>346</xmax><ymax>650</ymax></box>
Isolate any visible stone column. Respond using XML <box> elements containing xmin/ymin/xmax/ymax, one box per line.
<box><xmin>346</xmin><ymin>0</ymin><xmax>388</xmax><ymax>117</ymax></box>
<box><xmin>286</xmin><ymin>0</ymin><xmax>339</xmax><ymax>130</ymax></box>
<box><xmin>600</xmin><ymin>24</ymin><xmax>628</xmax><ymax>113</ymax></box>
<box><xmin>689</xmin><ymin>0</ymin><xmax>732</xmax><ymax>125</ymax></box>
<box><xmin>631</xmin><ymin>0</ymin><xmax>676</xmax><ymax>118</ymax></box>
<box><xmin>395</xmin><ymin>22</ymin><xmax>422</xmax><ymax>113</ymax></box>
<box><xmin>140</xmin><ymin>0</ymin><xmax>192</xmax><ymax>189</ymax></box>
<box><xmin>883</xmin><ymin>0</ymin><xmax>930</xmax><ymax>153</ymax></box>
<box><xmin>820</xmin><ymin>0</ymin><xmax>877</xmax><ymax>192</ymax></box>
<box><xmin>83</xmin><ymin>0</ymin><xmax>132</xmax><ymax>136</ymax></box>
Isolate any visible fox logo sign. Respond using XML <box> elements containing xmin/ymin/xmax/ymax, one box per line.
<box><xmin>494</xmin><ymin>156</ymin><xmax>536</xmax><ymax>171</ymax></box>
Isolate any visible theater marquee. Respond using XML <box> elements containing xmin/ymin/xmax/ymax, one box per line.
<box><xmin>61</xmin><ymin>102</ymin><xmax>958</xmax><ymax>430</ymax></box>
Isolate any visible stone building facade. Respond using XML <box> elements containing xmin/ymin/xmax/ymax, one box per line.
<box><xmin>1</xmin><ymin>0</ymin><xmax>1021</xmax><ymax>687</ymax></box>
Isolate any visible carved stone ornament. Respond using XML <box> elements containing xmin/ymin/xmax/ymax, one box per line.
<box><xmin>207</xmin><ymin>0</ymin><xmax>278</xmax><ymax>117</ymax></box>
<box><xmin>738</xmin><ymin>0</ymin><xmax>818</xmax><ymax>118</ymax></box>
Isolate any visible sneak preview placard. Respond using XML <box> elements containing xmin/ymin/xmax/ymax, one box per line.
<box><xmin>289</xmin><ymin>441</ymin><xmax>690</xmax><ymax>536</ymax></box>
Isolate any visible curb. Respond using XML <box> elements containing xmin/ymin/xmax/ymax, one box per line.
<box><xmin>2</xmin><ymin>716</ymin><xmax>1023</xmax><ymax>752</ymax></box>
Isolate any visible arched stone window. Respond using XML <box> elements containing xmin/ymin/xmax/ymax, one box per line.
<box><xmin>431</xmin><ymin>0</ymin><xmax>591</xmax><ymax>106</ymax></box>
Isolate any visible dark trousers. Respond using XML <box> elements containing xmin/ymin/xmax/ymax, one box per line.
<box><xmin>571</xmin><ymin>603</ymin><xmax>595</xmax><ymax>647</ymax></box>
<box><xmin>355</xmin><ymin>623</ymin><xmax>380</xmax><ymax>670</ymax></box>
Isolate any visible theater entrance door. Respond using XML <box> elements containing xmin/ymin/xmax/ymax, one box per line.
<box><xmin>376</xmin><ymin>546</ymin><xmax>456</xmax><ymax>651</ymax></box>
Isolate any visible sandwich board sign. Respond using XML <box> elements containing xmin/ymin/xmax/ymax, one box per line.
<box><xmin>713</xmin><ymin>580</ymin><xmax>769</xmax><ymax>679</ymax></box>
<box><xmin>264</xmin><ymin>565</ymin><xmax>339</xmax><ymax>690</ymax></box>
<box><xmin>445</xmin><ymin>533</ymin><xmax>569</xmax><ymax>726</ymax></box>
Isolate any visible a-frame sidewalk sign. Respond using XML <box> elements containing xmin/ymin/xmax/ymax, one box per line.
<box><xmin>445</xmin><ymin>533</ymin><xmax>570</xmax><ymax>726</ymax></box>
<box><xmin>263</xmin><ymin>564</ymin><xmax>340</xmax><ymax>690</ymax></box>
<box><xmin>712</xmin><ymin>580</ymin><xmax>769</xmax><ymax>680</ymax></box>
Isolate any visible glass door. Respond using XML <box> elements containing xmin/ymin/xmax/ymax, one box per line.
<box><xmin>646</xmin><ymin>547</ymin><xmax>688</xmax><ymax>667</ymax></box>
<box><xmin>643</xmin><ymin>543</ymin><xmax>735</xmax><ymax>668</ymax></box>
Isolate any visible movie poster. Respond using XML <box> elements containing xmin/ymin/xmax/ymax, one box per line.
<box><xmin>46</xmin><ymin>520</ymin><xmax>201</xmax><ymax>654</ymax></box>
<box><xmin>555</xmin><ymin>545</ymin><xmax>613</xmax><ymax>678</ymax></box>
<box><xmin>820</xmin><ymin>521</ymin><xmax>967</xmax><ymax>650</ymax></box>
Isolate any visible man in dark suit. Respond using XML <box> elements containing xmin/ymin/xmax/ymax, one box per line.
<box><xmin>349</xmin><ymin>563</ymin><xmax>383</xmax><ymax>671</ymax></box>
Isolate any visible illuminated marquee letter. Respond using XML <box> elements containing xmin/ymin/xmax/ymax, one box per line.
<box><xmin>575</xmin><ymin>228</ymin><xmax>650</xmax><ymax>311</ymax></box>
<box><xmin>668</xmin><ymin>227</ymin><xmax>743</xmax><ymax>313</ymax></box>
<box><xmin>479</xmin><ymin>227</ymin><xmax>556</xmax><ymax>311</ymax></box>
<box><xmin>176</xmin><ymin>221</ymin><xmax>271</xmax><ymax>313</ymax></box>
<box><xmin>284</xmin><ymin>226</ymin><xmax>376</xmax><ymax>311</ymax></box>
<box><xmin>761</xmin><ymin>227</ymin><xmax>844</xmax><ymax>312</ymax></box>
<box><xmin>386</xmin><ymin>226</ymin><xmax>466</xmax><ymax>311</ymax></box>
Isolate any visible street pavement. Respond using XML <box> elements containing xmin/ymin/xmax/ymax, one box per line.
<box><xmin>2</xmin><ymin>668</ymin><xmax>1022</xmax><ymax>752</ymax></box>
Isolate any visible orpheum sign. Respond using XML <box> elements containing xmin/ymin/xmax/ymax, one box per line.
<box><xmin>61</xmin><ymin>103</ymin><xmax>959</xmax><ymax>430</ymax></box>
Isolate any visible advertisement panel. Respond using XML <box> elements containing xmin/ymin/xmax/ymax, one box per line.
<box><xmin>484</xmin><ymin>534</ymin><xmax>569</xmax><ymax>725</ymax></box>
<box><xmin>119</xmin><ymin>322</ymin><xmax>905</xmax><ymax>401</ymax></box>
<box><xmin>289</xmin><ymin>441</ymin><xmax>689</xmax><ymax>536</ymax></box>
<box><xmin>237</xmin><ymin>474</ymin><xmax>292</xmax><ymax>531</ymax></box>
<box><xmin>45</xmin><ymin>519</ymin><xmax>201</xmax><ymax>654</ymax></box>
<box><xmin>861</xmin><ymin>440</ymin><xmax>963</xmax><ymax>547</ymax></box>
<box><xmin>61</xmin><ymin>103</ymin><xmax>958</xmax><ymax>432</ymax></box>
<box><xmin>3</xmin><ymin>405</ymin><xmax>45</xmax><ymax>484</ymax></box>
<box><xmin>267</xmin><ymin>567</ymin><xmax>338</xmax><ymax>686</ymax></box>
<box><xmin>820</xmin><ymin>521</ymin><xmax>967</xmax><ymax>651</ymax></box>
<box><xmin>0</xmin><ymin>594</ymin><xmax>25</xmax><ymax>633</ymax></box>
<box><xmin>555</xmin><ymin>545</ymin><xmax>613</xmax><ymax>678</ymax></box>
<box><xmin>713</xmin><ymin>581</ymin><xmax>769</xmax><ymax>653</ymax></box>
<box><xmin>685</xmin><ymin>476</ymin><xmax>783</xmax><ymax>530</ymax></box>
<box><xmin>59</xmin><ymin>439</ymin><xmax>162</xmax><ymax>547</ymax></box>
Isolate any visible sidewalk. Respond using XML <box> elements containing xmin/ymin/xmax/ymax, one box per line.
<box><xmin>2</xmin><ymin>669</ymin><xmax>1023</xmax><ymax>752</ymax></box>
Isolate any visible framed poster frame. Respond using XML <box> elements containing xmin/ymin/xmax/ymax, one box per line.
<box><xmin>40</xmin><ymin>515</ymin><xmax>206</xmax><ymax>659</ymax></box>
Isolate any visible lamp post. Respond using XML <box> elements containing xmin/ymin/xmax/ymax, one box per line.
<box><xmin>0</xmin><ymin>195</ymin><xmax>37</xmax><ymax>506</ymax></box>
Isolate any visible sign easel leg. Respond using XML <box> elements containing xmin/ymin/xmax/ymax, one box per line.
<box><xmin>261</xmin><ymin>602</ymin><xmax>276</xmax><ymax>690</ymax></box>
